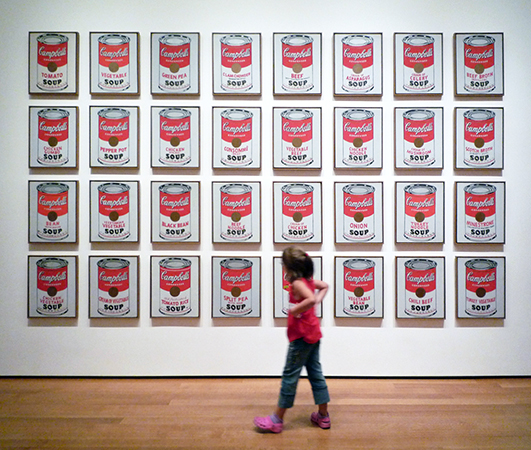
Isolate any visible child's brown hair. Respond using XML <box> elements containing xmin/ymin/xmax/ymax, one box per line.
<box><xmin>281</xmin><ymin>246</ymin><xmax>314</xmax><ymax>282</ymax></box>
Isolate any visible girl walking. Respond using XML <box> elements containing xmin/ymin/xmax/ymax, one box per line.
<box><xmin>254</xmin><ymin>246</ymin><xmax>330</xmax><ymax>433</ymax></box>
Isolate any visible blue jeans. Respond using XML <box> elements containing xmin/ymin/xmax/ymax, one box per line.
<box><xmin>278</xmin><ymin>338</ymin><xmax>330</xmax><ymax>409</ymax></box>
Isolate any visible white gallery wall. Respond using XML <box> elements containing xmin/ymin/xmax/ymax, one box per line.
<box><xmin>1</xmin><ymin>0</ymin><xmax>531</xmax><ymax>376</ymax></box>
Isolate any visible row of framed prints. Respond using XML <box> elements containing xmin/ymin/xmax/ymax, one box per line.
<box><xmin>29</xmin><ymin>105</ymin><xmax>505</xmax><ymax>170</ymax></box>
<box><xmin>28</xmin><ymin>180</ymin><xmax>506</xmax><ymax>245</ymax></box>
<box><xmin>27</xmin><ymin>255</ymin><xmax>506</xmax><ymax>319</ymax></box>
<box><xmin>28</xmin><ymin>31</ymin><xmax>504</xmax><ymax>96</ymax></box>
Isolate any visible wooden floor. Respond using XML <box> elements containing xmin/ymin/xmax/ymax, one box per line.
<box><xmin>0</xmin><ymin>377</ymin><xmax>530</xmax><ymax>449</ymax></box>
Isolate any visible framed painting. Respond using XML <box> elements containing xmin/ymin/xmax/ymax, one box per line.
<box><xmin>333</xmin><ymin>33</ymin><xmax>382</xmax><ymax>96</ymax></box>
<box><xmin>27</xmin><ymin>255</ymin><xmax>78</xmax><ymax>318</ymax></box>
<box><xmin>334</xmin><ymin>182</ymin><xmax>383</xmax><ymax>244</ymax></box>
<box><xmin>151</xmin><ymin>256</ymin><xmax>200</xmax><ymax>318</ymax></box>
<box><xmin>89</xmin><ymin>256</ymin><xmax>139</xmax><ymax>318</ymax></box>
<box><xmin>273</xmin><ymin>33</ymin><xmax>322</xmax><ymax>95</ymax></box>
<box><xmin>151</xmin><ymin>181</ymin><xmax>200</xmax><ymax>243</ymax></box>
<box><xmin>396</xmin><ymin>256</ymin><xmax>445</xmax><ymax>319</ymax></box>
<box><xmin>28</xmin><ymin>31</ymin><xmax>79</xmax><ymax>94</ymax></box>
<box><xmin>334</xmin><ymin>256</ymin><xmax>384</xmax><ymax>318</ymax></box>
<box><xmin>28</xmin><ymin>180</ymin><xmax>78</xmax><ymax>243</ymax></box>
<box><xmin>90</xmin><ymin>32</ymin><xmax>139</xmax><ymax>95</ymax></box>
<box><xmin>29</xmin><ymin>106</ymin><xmax>78</xmax><ymax>169</ymax></box>
<box><xmin>394</xmin><ymin>32</ymin><xmax>443</xmax><ymax>95</ymax></box>
<box><xmin>212</xmin><ymin>33</ymin><xmax>261</xmax><ymax>95</ymax></box>
<box><xmin>151</xmin><ymin>32</ymin><xmax>200</xmax><ymax>95</ymax></box>
<box><xmin>212</xmin><ymin>256</ymin><xmax>261</xmax><ymax>318</ymax></box>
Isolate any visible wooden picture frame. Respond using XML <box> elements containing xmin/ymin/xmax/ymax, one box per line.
<box><xmin>89</xmin><ymin>106</ymin><xmax>139</xmax><ymax>168</ymax></box>
<box><xmin>211</xmin><ymin>256</ymin><xmax>261</xmax><ymax>318</ymax></box>
<box><xmin>28</xmin><ymin>180</ymin><xmax>78</xmax><ymax>243</ymax></box>
<box><xmin>27</xmin><ymin>255</ymin><xmax>78</xmax><ymax>318</ymax></box>
<box><xmin>29</xmin><ymin>106</ymin><xmax>79</xmax><ymax>169</ymax></box>
<box><xmin>151</xmin><ymin>32</ymin><xmax>200</xmax><ymax>95</ymax></box>
<box><xmin>28</xmin><ymin>31</ymin><xmax>79</xmax><ymax>95</ymax></box>
<box><xmin>150</xmin><ymin>256</ymin><xmax>200</xmax><ymax>318</ymax></box>
<box><xmin>90</xmin><ymin>32</ymin><xmax>139</xmax><ymax>95</ymax></box>
<box><xmin>333</xmin><ymin>33</ymin><xmax>383</xmax><ymax>96</ymax></box>
<box><xmin>89</xmin><ymin>256</ymin><xmax>139</xmax><ymax>318</ymax></box>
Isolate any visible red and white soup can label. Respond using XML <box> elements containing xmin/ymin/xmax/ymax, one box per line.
<box><xmin>282</xmin><ymin>183</ymin><xmax>314</xmax><ymax>241</ymax></box>
<box><xmin>405</xmin><ymin>259</ymin><xmax>437</xmax><ymax>317</ymax></box>
<box><xmin>221</xmin><ymin>35</ymin><xmax>253</xmax><ymax>91</ymax></box>
<box><xmin>464</xmin><ymin>35</ymin><xmax>495</xmax><ymax>93</ymax></box>
<box><xmin>159</xmin><ymin>108</ymin><xmax>191</xmax><ymax>166</ymax></box>
<box><xmin>159</xmin><ymin>258</ymin><xmax>192</xmax><ymax>316</ymax></box>
<box><xmin>402</xmin><ymin>34</ymin><xmax>435</xmax><ymax>92</ymax></box>
<box><xmin>98</xmin><ymin>183</ymin><xmax>130</xmax><ymax>240</ymax></box>
<box><xmin>159</xmin><ymin>183</ymin><xmax>191</xmax><ymax>241</ymax></box>
<box><xmin>98</xmin><ymin>108</ymin><xmax>130</xmax><ymax>165</ymax></box>
<box><xmin>464</xmin><ymin>109</ymin><xmax>495</xmax><ymax>167</ymax></box>
<box><xmin>343</xmin><ymin>184</ymin><xmax>375</xmax><ymax>241</ymax></box>
<box><xmin>36</xmin><ymin>257</ymin><xmax>68</xmax><ymax>315</ymax></box>
<box><xmin>404</xmin><ymin>184</ymin><xmax>436</xmax><ymax>241</ymax></box>
<box><xmin>220</xmin><ymin>258</ymin><xmax>253</xmax><ymax>316</ymax></box>
<box><xmin>159</xmin><ymin>34</ymin><xmax>191</xmax><ymax>92</ymax></box>
<box><xmin>403</xmin><ymin>109</ymin><xmax>435</xmax><ymax>166</ymax></box>
<box><xmin>342</xmin><ymin>109</ymin><xmax>374</xmax><ymax>166</ymax></box>
<box><xmin>343</xmin><ymin>259</ymin><xmax>375</xmax><ymax>316</ymax></box>
<box><xmin>37</xmin><ymin>33</ymin><xmax>68</xmax><ymax>91</ymax></box>
<box><xmin>38</xmin><ymin>108</ymin><xmax>69</xmax><ymax>166</ymax></box>
<box><xmin>464</xmin><ymin>183</ymin><xmax>496</xmax><ymax>241</ymax></box>
<box><xmin>281</xmin><ymin>266</ymin><xmax>291</xmax><ymax>315</ymax></box>
<box><xmin>282</xmin><ymin>35</ymin><xmax>313</xmax><ymax>92</ymax></box>
<box><xmin>342</xmin><ymin>35</ymin><xmax>374</xmax><ymax>93</ymax></box>
<box><xmin>37</xmin><ymin>182</ymin><xmax>69</xmax><ymax>240</ymax></box>
<box><xmin>97</xmin><ymin>258</ymin><xmax>130</xmax><ymax>316</ymax></box>
<box><xmin>465</xmin><ymin>259</ymin><xmax>497</xmax><ymax>316</ymax></box>
<box><xmin>220</xmin><ymin>184</ymin><xmax>253</xmax><ymax>241</ymax></box>
<box><xmin>221</xmin><ymin>109</ymin><xmax>253</xmax><ymax>166</ymax></box>
<box><xmin>98</xmin><ymin>34</ymin><xmax>130</xmax><ymax>91</ymax></box>
<box><xmin>281</xmin><ymin>109</ymin><xmax>313</xmax><ymax>166</ymax></box>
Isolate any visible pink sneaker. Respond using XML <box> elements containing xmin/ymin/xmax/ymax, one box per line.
<box><xmin>311</xmin><ymin>412</ymin><xmax>331</xmax><ymax>429</ymax></box>
<box><xmin>254</xmin><ymin>415</ymin><xmax>283</xmax><ymax>433</ymax></box>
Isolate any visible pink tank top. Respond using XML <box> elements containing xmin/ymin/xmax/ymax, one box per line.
<box><xmin>287</xmin><ymin>278</ymin><xmax>322</xmax><ymax>344</ymax></box>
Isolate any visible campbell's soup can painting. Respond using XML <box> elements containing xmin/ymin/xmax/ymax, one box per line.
<box><xmin>464</xmin><ymin>109</ymin><xmax>495</xmax><ymax>167</ymax></box>
<box><xmin>37</xmin><ymin>33</ymin><xmax>68</xmax><ymax>91</ymax></box>
<box><xmin>405</xmin><ymin>259</ymin><xmax>437</xmax><ymax>317</ymax></box>
<box><xmin>159</xmin><ymin>108</ymin><xmax>191</xmax><ymax>165</ymax></box>
<box><xmin>159</xmin><ymin>183</ymin><xmax>191</xmax><ymax>241</ymax></box>
<box><xmin>97</xmin><ymin>258</ymin><xmax>130</xmax><ymax>316</ymax></box>
<box><xmin>98</xmin><ymin>34</ymin><xmax>130</xmax><ymax>91</ymax></box>
<box><xmin>465</xmin><ymin>259</ymin><xmax>497</xmax><ymax>316</ymax></box>
<box><xmin>98</xmin><ymin>108</ymin><xmax>130</xmax><ymax>165</ymax></box>
<box><xmin>221</xmin><ymin>109</ymin><xmax>253</xmax><ymax>166</ymax></box>
<box><xmin>36</xmin><ymin>257</ymin><xmax>68</xmax><ymax>315</ymax></box>
<box><xmin>342</xmin><ymin>109</ymin><xmax>374</xmax><ymax>166</ymax></box>
<box><xmin>159</xmin><ymin>258</ymin><xmax>192</xmax><ymax>316</ymax></box>
<box><xmin>404</xmin><ymin>184</ymin><xmax>436</xmax><ymax>241</ymax></box>
<box><xmin>220</xmin><ymin>184</ymin><xmax>253</xmax><ymax>241</ymax></box>
<box><xmin>343</xmin><ymin>259</ymin><xmax>375</xmax><ymax>316</ymax></box>
<box><xmin>403</xmin><ymin>109</ymin><xmax>435</xmax><ymax>166</ymax></box>
<box><xmin>464</xmin><ymin>183</ymin><xmax>496</xmax><ymax>241</ymax></box>
<box><xmin>221</xmin><ymin>35</ymin><xmax>253</xmax><ymax>91</ymax></box>
<box><xmin>159</xmin><ymin>34</ymin><xmax>190</xmax><ymax>91</ymax></box>
<box><xmin>98</xmin><ymin>183</ymin><xmax>130</xmax><ymax>240</ymax></box>
<box><xmin>342</xmin><ymin>35</ymin><xmax>374</xmax><ymax>93</ymax></box>
<box><xmin>282</xmin><ymin>35</ymin><xmax>313</xmax><ymax>92</ymax></box>
<box><xmin>37</xmin><ymin>182</ymin><xmax>69</xmax><ymax>240</ymax></box>
<box><xmin>37</xmin><ymin>109</ymin><xmax>69</xmax><ymax>166</ymax></box>
<box><xmin>281</xmin><ymin>109</ymin><xmax>313</xmax><ymax>166</ymax></box>
<box><xmin>282</xmin><ymin>183</ymin><xmax>314</xmax><ymax>241</ymax></box>
<box><xmin>343</xmin><ymin>184</ymin><xmax>375</xmax><ymax>241</ymax></box>
<box><xmin>464</xmin><ymin>35</ymin><xmax>495</xmax><ymax>93</ymax></box>
<box><xmin>402</xmin><ymin>35</ymin><xmax>435</xmax><ymax>92</ymax></box>
<box><xmin>281</xmin><ymin>266</ymin><xmax>291</xmax><ymax>315</ymax></box>
<box><xmin>220</xmin><ymin>258</ymin><xmax>253</xmax><ymax>316</ymax></box>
